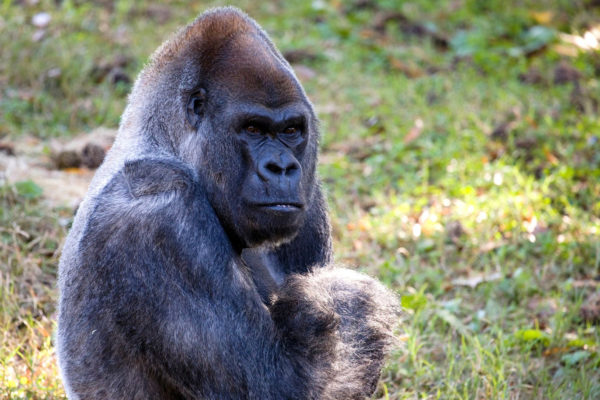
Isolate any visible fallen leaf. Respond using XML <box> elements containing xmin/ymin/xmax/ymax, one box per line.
<box><xmin>552</xmin><ymin>43</ymin><xmax>578</xmax><ymax>57</ymax></box>
<box><xmin>572</xmin><ymin>280</ymin><xmax>600</xmax><ymax>288</ymax></box>
<box><xmin>359</xmin><ymin>28</ymin><xmax>378</xmax><ymax>39</ymax></box>
<box><xmin>283</xmin><ymin>49</ymin><xmax>318</xmax><ymax>64</ymax></box>
<box><xmin>479</xmin><ymin>241</ymin><xmax>505</xmax><ymax>252</ymax></box>
<box><xmin>559</xmin><ymin>28</ymin><xmax>600</xmax><ymax>52</ymax></box>
<box><xmin>404</xmin><ymin>118</ymin><xmax>424</xmax><ymax>144</ymax></box>
<box><xmin>543</xmin><ymin>347</ymin><xmax>569</xmax><ymax>356</ymax></box>
<box><xmin>63</xmin><ymin>167</ymin><xmax>87</xmax><ymax>174</ymax></box>
<box><xmin>292</xmin><ymin>64</ymin><xmax>317</xmax><ymax>81</ymax></box>
<box><xmin>389</xmin><ymin>58</ymin><xmax>424</xmax><ymax>78</ymax></box>
<box><xmin>544</xmin><ymin>148</ymin><xmax>559</xmax><ymax>164</ymax></box>
<box><xmin>451</xmin><ymin>272</ymin><xmax>502</xmax><ymax>288</ymax></box>
<box><xmin>530</xmin><ymin>11</ymin><xmax>554</xmax><ymax>25</ymax></box>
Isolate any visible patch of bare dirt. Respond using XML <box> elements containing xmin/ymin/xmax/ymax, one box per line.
<box><xmin>0</xmin><ymin>127</ymin><xmax>116</xmax><ymax>208</ymax></box>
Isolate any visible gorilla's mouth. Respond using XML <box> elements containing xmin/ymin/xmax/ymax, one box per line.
<box><xmin>255</xmin><ymin>202</ymin><xmax>304</xmax><ymax>212</ymax></box>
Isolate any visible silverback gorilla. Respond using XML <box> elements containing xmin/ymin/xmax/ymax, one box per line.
<box><xmin>57</xmin><ymin>7</ymin><xmax>398</xmax><ymax>400</ymax></box>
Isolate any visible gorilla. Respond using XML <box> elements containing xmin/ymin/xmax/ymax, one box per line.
<box><xmin>57</xmin><ymin>7</ymin><xmax>398</xmax><ymax>400</ymax></box>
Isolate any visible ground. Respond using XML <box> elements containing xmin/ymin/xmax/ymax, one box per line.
<box><xmin>1</xmin><ymin>1</ymin><xmax>599</xmax><ymax>399</ymax></box>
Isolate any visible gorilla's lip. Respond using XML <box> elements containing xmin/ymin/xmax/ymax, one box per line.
<box><xmin>253</xmin><ymin>202</ymin><xmax>304</xmax><ymax>212</ymax></box>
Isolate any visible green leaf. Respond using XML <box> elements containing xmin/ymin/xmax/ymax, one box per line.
<box><xmin>450</xmin><ymin>30</ymin><xmax>479</xmax><ymax>57</ymax></box>
<box><xmin>436</xmin><ymin>308</ymin><xmax>469</xmax><ymax>336</ymax></box>
<box><xmin>561</xmin><ymin>350</ymin><xmax>591</xmax><ymax>367</ymax></box>
<box><xmin>521</xmin><ymin>25</ymin><xmax>555</xmax><ymax>52</ymax></box>
<box><xmin>514</xmin><ymin>329</ymin><xmax>550</xmax><ymax>346</ymax></box>
<box><xmin>401</xmin><ymin>292</ymin><xmax>427</xmax><ymax>311</ymax></box>
<box><xmin>14</xmin><ymin>180</ymin><xmax>43</xmax><ymax>200</ymax></box>
<box><xmin>567</xmin><ymin>338</ymin><xmax>596</xmax><ymax>348</ymax></box>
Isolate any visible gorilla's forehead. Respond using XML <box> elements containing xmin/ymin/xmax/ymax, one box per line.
<box><xmin>209</xmin><ymin>33</ymin><xmax>304</xmax><ymax>107</ymax></box>
<box><xmin>220</xmin><ymin>101</ymin><xmax>311</xmax><ymax>127</ymax></box>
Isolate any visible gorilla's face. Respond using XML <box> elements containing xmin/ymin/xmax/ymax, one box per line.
<box><xmin>184</xmin><ymin>33</ymin><xmax>317</xmax><ymax>250</ymax></box>
<box><xmin>230</xmin><ymin>100</ymin><xmax>310</xmax><ymax>246</ymax></box>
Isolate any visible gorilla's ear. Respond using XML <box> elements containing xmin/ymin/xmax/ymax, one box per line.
<box><xmin>186</xmin><ymin>88</ymin><xmax>207</xmax><ymax>129</ymax></box>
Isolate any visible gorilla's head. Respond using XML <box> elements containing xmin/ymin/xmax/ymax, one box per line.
<box><xmin>125</xmin><ymin>8</ymin><xmax>320</xmax><ymax>250</ymax></box>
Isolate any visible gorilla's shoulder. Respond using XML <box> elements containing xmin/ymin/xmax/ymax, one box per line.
<box><xmin>95</xmin><ymin>158</ymin><xmax>199</xmax><ymax>214</ymax></box>
<box><xmin>80</xmin><ymin>158</ymin><xmax>208</xmax><ymax>258</ymax></box>
<box><xmin>121</xmin><ymin>158</ymin><xmax>197</xmax><ymax>199</ymax></box>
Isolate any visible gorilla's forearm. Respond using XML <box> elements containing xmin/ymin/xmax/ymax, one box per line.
<box><xmin>271</xmin><ymin>268</ymin><xmax>399</xmax><ymax>399</ymax></box>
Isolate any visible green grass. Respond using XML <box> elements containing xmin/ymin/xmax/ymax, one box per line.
<box><xmin>1</xmin><ymin>0</ymin><xmax>599</xmax><ymax>398</ymax></box>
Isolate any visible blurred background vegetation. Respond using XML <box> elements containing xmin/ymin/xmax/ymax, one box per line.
<box><xmin>1</xmin><ymin>0</ymin><xmax>599</xmax><ymax>398</ymax></box>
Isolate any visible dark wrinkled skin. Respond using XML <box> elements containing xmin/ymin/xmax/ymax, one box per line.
<box><xmin>57</xmin><ymin>7</ymin><xmax>398</xmax><ymax>400</ymax></box>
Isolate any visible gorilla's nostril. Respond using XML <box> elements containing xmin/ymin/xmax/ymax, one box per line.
<box><xmin>285</xmin><ymin>163</ymin><xmax>299</xmax><ymax>175</ymax></box>
<box><xmin>266</xmin><ymin>162</ymin><xmax>283</xmax><ymax>175</ymax></box>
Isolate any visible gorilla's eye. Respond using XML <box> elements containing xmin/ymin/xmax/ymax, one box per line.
<box><xmin>246</xmin><ymin>125</ymin><xmax>261</xmax><ymax>135</ymax></box>
<box><xmin>283</xmin><ymin>127</ymin><xmax>297</xmax><ymax>135</ymax></box>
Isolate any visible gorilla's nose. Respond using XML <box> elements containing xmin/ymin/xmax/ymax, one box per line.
<box><xmin>258</xmin><ymin>152</ymin><xmax>301</xmax><ymax>182</ymax></box>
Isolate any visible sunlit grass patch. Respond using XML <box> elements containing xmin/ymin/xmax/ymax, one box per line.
<box><xmin>0</xmin><ymin>183</ymin><xmax>67</xmax><ymax>398</ymax></box>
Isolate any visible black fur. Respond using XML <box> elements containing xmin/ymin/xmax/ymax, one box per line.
<box><xmin>57</xmin><ymin>7</ymin><xmax>398</xmax><ymax>400</ymax></box>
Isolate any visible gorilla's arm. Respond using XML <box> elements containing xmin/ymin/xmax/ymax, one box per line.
<box><xmin>283</xmin><ymin>268</ymin><xmax>399</xmax><ymax>398</ymax></box>
<box><xmin>241</xmin><ymin>188</ymin><xmax>399</xmax><ymax>398</ymax></box>
<box><xmin>61</xmin><ymin>159</ymin><xmax>338</xmax><ymax>399</ymax></box>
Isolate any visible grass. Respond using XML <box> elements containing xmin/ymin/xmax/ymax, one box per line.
<box><xmin>1</xmin><ymin>0</ymin><xmax>599</xmax><ymax>398</ymax></box>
